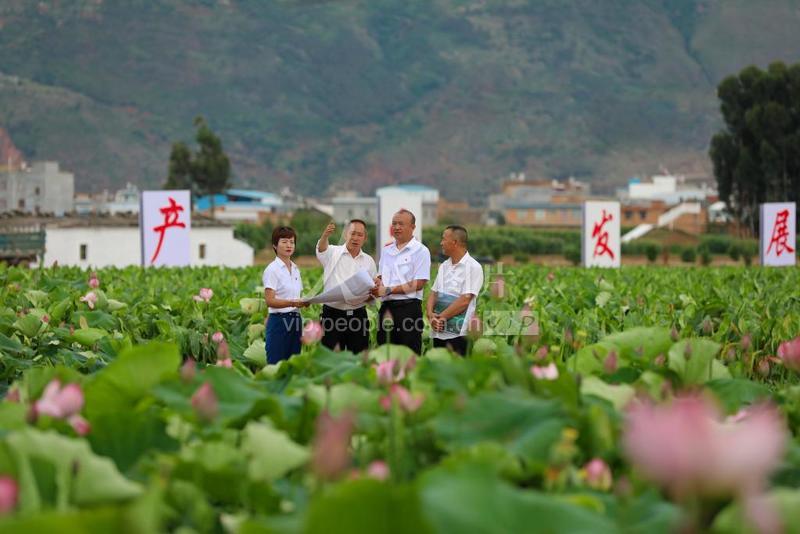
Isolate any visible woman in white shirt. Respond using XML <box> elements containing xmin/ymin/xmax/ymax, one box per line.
<box><xmin>263</xmin><ymin>226</ymin><xmax>308</xmax><ymax>364</ymax></box>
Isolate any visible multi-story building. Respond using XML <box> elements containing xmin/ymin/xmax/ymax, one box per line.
<box><xmin>490</xmin><ymin>176</ymin><xmax>593</xmax><ymax>227</ymax></box>
<box><xmin>331</xmin><ymin>185</ymin><xmax>439</xmax><ymax>225</ymax></box>
<box><xmin>0</xmin><ymin>161</ymin><xmax>74</xmax><ymax>215</ymax></box>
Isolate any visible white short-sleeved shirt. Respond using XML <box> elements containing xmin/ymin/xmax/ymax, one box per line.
<box><xmin>316</xmin><ymin>241</ymin><xmax>377</xmax><ymax>311</ymax></box>
<box><xmin>378</xmin><ymin>237</ymin><xmax>431</xmax><ymax>301</ymax></box>
<box><xmin>431</xmin><ymin>251</ymin><xmax>484</xmax><ymax>340</ymax></box>
<box><xmin>262</xmin><ymin>257</ymin><xmax>303</xmax><ymax>314</ymax></box>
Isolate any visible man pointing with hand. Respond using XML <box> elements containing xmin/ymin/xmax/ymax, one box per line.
<box><xmin>316</xmin><ymin>219</ymin><xmax>377</xmax><ymax>353</ymax></box>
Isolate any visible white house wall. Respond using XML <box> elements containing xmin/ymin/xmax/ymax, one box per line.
<box><xmin>191</xmin><ymin>228</ymin><xmax>253</xmax><ymax>267</ymax></box>
<box><xmin>44</xmin><ymin>227</ymin><xmax>253</xmax><ymax>268</ymax></box>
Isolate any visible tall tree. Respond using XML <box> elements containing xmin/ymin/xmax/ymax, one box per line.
<box><xmin>163</xmin><ymin>117</ymin><xmax>231</xmax><ymax>216</ymax></box>
<box><xmin>710</xmin><ymin>62</ymin><xmax>800</xmax><ymax>236</ymax></box>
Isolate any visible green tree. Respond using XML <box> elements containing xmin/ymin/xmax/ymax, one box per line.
<box><xmin>163</xmin><ymin>117</ymin><xmax>231</xmax><ymax>215</ymax></box>
<box><xmin>710</xmin><ymin>62</ymin><xmax>800</xmax><ymax>236</ymax></box>
<box><xmin>164</xmin><ymin>141</ymin><xmax>194</xmax><ymax>202</ymax></box>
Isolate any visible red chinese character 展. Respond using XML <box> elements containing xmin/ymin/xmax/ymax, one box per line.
<box><xmin>766</xmin><ymin>209</ymin><xmax>795</xmax><ymax>257</ymax></box>
<box><xmin>592</xmin><ymin>209</ymin><xmax>615</xmax><ymax>260</ymax></box>
<box><xmin>151</xmin><ymin>197</ymin><xmax>186</xmax><ymax>264</ymax></box>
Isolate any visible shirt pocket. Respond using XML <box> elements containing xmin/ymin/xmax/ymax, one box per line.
<box><xmin>447</xmin><ymin>268</ymin><xmax>466</xmax><ymax>295</ymax></box>
<box><xmin>395</xmin><ymin>256</ymin><xmax>414</xmax><ymax>280</ymax></box>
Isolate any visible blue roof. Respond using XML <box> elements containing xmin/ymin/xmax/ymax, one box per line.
<box><xmin>195</xmin><ymin>189</ymin><xmax>282</xmax><ymax>211</ymax></box>
<box><xmin>226</xmin><ymin>189</ymin><xmax>280</xmax><ymax>201</ymax></box>
<box><xmin>195</xmin><ymin>194</ymin><xmax>229</xmax><ymax>211</ymax></box>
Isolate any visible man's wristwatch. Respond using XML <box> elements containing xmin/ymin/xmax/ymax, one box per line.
<box><xmin>384</xmin><ymin>286</ymin><xmax>392</xmax><ymax>297</ymax></box>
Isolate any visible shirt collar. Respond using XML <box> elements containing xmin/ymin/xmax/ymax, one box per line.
<box><xmin>271</xmin><ymin>257</ymin><xmax>297</xmax><ymax>272</ymax></box>
<box><xmin>451</xmin><ymin>251</ymin><xmax>471</xmax><ymax>266</ymax></box>
<box><xmin>338</xmin><ymin>245</ymin><xmax>366</xmax><ymax>260</ymax></box>
<box><xmin>389</xmin><ymin>237</ymin><xmax>420</xmax><ymax>256</ymax></box>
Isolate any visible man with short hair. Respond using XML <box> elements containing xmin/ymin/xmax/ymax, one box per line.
<box><xmin>426</xmin><ymin>225</ymin><xmax>483</xmax><ymax>356</ymax></box>
<box><xmin>373</xmin><ymin>209</ymin><xmax>431</xmax><ymax>354</ymax></box>
<box><xmin>316</xmin><ymin>219</ymin><xmax>377</xmax><ymax>353</ymax></box>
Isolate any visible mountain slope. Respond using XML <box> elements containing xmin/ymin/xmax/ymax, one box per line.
<box><xmin>1</xmin><ymin>0</ymin><xmax>799</xmax><ymax>201</ymax></box>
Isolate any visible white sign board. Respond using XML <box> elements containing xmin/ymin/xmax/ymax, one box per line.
<box><xmin>760</xmin><ymin>202</ymin><xmax>796</xmax><ymax>267</ymax></box>
<box><xmin>582</xmin><ymin>201</ymin><xmax>621</xmax><ymax>268</ymax></box>
<box><xmin>140</xmin><ymin>190</ymin><xmax>192</xmax><ymax>267</ymax></box>
<box><xmin>376</xmin><ymin>189</ymin><xmax>423</xmax><ymax>256</ymax></box>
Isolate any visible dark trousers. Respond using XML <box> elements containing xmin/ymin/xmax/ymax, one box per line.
<box><xmin>320</xmin><ymin>305</ymin><xmax>370</xmax><ymax>354</ymax></box>
<box><xmin>265</xmin><ymin>312</ymin><xmax>302</xmax><ymax>364</ymax></box>
<box><xmin>433</xmin><ymin>336</ymin><xmax>468</xmax><ymax>356</ymax></box>
<box><xmin>377</xmin><ymin>299</ymin><xmax>423</xmax><ymax>355</ymax></box>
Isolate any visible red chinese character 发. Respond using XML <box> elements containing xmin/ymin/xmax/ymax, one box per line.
<box><xmin>592</xmin><ymin>209</ymin><xmax>615</xmax><ymax>260</ymax></box>
<box><xmin>151</xmin><ymin>197</ymin><xmax>186</xmax><ymax>264</ymax></box>
<box><xmin>766</xmin><ymin>209</ymin><xmax>795</xmax><ymax>257</ymax></box>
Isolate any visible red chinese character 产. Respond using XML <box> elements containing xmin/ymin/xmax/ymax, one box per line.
<box><xmin>766</xmin><ymin>209</ymin><xmax>794</xmax><ymax>257</ymax></box>
<box><xmin>151</xmin><ymin>197</ymin><xmax>186</xmax><ymax>264</ymax></box>
<box><xmin>592</xmin><ymin>209</ymin><xmax>615</xmax><ymax>259</ymax></box>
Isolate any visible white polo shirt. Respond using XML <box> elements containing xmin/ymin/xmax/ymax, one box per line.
<box><xmin>316</xmin><ymin>241</ymin><xmax>377</xmax><ymax>311</ymax></box>
<box><xmin>431</xmin><ymin>251</ymin><xmax>484</xmax><ymax>340</ymax></box>
<box><xmin>378</xmin><ymin>237</ymin><xmax>431</xmax><ymax>301</ymax></box>
<box><xmin>262</xmin><ymin>257</ymin><xmax>303</xmax><ymax>314</ymax></box>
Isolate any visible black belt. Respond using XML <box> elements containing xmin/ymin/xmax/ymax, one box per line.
<box><xmin>322</xmin><ymin>305</ymin><xmax>366</xmax><ymax>316</ymax></box>
<box><xmin>381</xmin><ymin>299</ymin><xmax>421</xmax><ymax>308</ymax></box>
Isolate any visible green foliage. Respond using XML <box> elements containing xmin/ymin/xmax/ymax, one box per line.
<box><xmin>699</xmin><ymin>247</ymin><xmax>712</xmax><ymax>266</ymax></box>
<box><xmin>0</xmin><ymin>264</ymin><xmax>799</xmax><ymax>531</ymax></box>
<box><xmin>645</xmin><ymin>243</ymin><xmax>660</xmax><ymax>263</ymax></box>
<box><xmin>563</xmin><ymin>246</ymin><xmax>581</xmax><ymax>266</ymax></box>
<box><xmin>710</xmin><ymin>62</ymin><xmax>800</xmax><ymax>234</ymax></box>
<box><xmin>164</xmin><ymin>116</ymin><xmax>231</xmax><ymax>209</ymax></box>
<box><xmin>681</xmin><ymin>247</ymin><xmax>696</xmax><ymax>263</ymax></box>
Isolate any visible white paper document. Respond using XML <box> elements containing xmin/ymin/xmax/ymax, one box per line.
<box><xmin>303</xmin><ymin>269</ymin><xmax>376</xmax><ymax>305</ymax></box>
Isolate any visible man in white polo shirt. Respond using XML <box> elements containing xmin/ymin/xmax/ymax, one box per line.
<box><xmin>426</xmin><ymin>225</ymin><xmax>483</xmax><ymax>355</ymax></box>
<box><xmin>316</xmin><ymin>219</ymin><xmax>377</xmax><ymax>353</ymax></box>
<box><xmin>372</xmin><ymin>209</ymin><xmax>431</xmax><ymax>354</ymax></box>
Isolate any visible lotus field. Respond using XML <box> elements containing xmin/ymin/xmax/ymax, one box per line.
<box><xmin>2</xmin><ymin>264</ymin><xmax>800</xmax><ymax>533</ymax></box>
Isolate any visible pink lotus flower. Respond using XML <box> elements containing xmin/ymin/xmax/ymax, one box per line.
<box><xmin>603</xmin><ymin>351</ymin><xmax>618</xmax><ymax>374</ymax></box>
<box><xmin>466</xmin><ymin>316</ymin><xmax>483</xmax><ymax>340</ymax></box>
<box><xmin>80</xmin><ymin>291</ymin><xmax>97</xmax><ymax>309</ymax></box>
<box><xmin>302</xmin><ymin>320</ymin><xmax>323</xmax><ymax>345</ymax></box>
<box><xmin>0</xmin><ymin>476</ymin><xmax>18</xmax><ymax>515</ymax></box>
<box><xmin>777</xmin><ymin>337</ymin><xmax>800</xmax><ymax>372</ymax></box>
<box><xmin>534</xmin><ymin>346</ymin><xmax>549</xmax><ymax>361</ymax></box>
<box><xmin>5</xmin><ymin>388</ymin><xmax>19</xmax><ymax>403</ymax></box>
<box><xmin>41</xmin><ymin>314</ymin><xmax>50</xmax><ymax>324</ymax></box>
<box><xmin>34</xmin><ymin>380</ymin><xmax>84</xmax><ymax>419</ymax></box>
<box><xmin>367</xmin><ymin>460</ymin><xmax>390</xmax><ymax>481</ymax></box>
<box><xmin>216</xmin><ymin>358</ymin><xmax>233</xmax><ymax>368</ymax></box>
<box><xmin>312</xmin><ymin>410</ymin><xmax>355</xmax><ymax>480</ymax></box>
<box><xmin>191</xmin><ymin>382</ymin><xmax>219</xmax><ymax>423</ymax></box>
<box><xmin>623</xmin><ymin>395</ymin><xmax>787</xmax><ymax>499</ymax></box>
<box><xmin>193</xmin><ymin>288</ymin><xmax>214</xmax><ymax>303</ymax></box>
<box><xmin>741</xmin><ymin>333</ymin><xmax>752</xmax><ymax>352</ymax></box>
<box><xmin>211</xmin><ymin>331</ymin><xmax>225</xmax><ymax>344</ymax></box>
<box><xmin>531</xmin><ymin>363</ymin><xmax>559</xmax><ymax>381</ymax></box>
<box><xmin>584</xmin><ymin>458</ymin><xmax>613</xmax><ymax>491</ymax></box>
<box><xmin>68</xmin><ymin>414</ymin><xmax>91</xmax><ymax>436</ymax></box>
<box><xmin>374</xmin><ymin>360</ymin><xmax>404</xmax><ymax>386</ymax></box>
<box><xmin>490</xmin><ymin>275</ymin><xmax>506</xmax><ymax>299</ymax></box>
<box><xmin>217</xmin><ymin>339</ymin><xmax>230</xmax><ymax>359</ymax></box>
<box><xmin>757</xmin><ymin>359</ymin><xmax>771</xmax><ymax>377</ymax></box>
<box><xmin>380</xmin><ymin>384</ymin><xmax>424</xmax><ymax>413</ymax></box>
<box><xmin>88</xmin><ymin>272</ymin><xmax>100</xmax><ymax>289</ymax></box>
<box><xmin>181</xmin><ymin>359</ymin><xmax>197</xmax><ymax>383</ymax></box>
